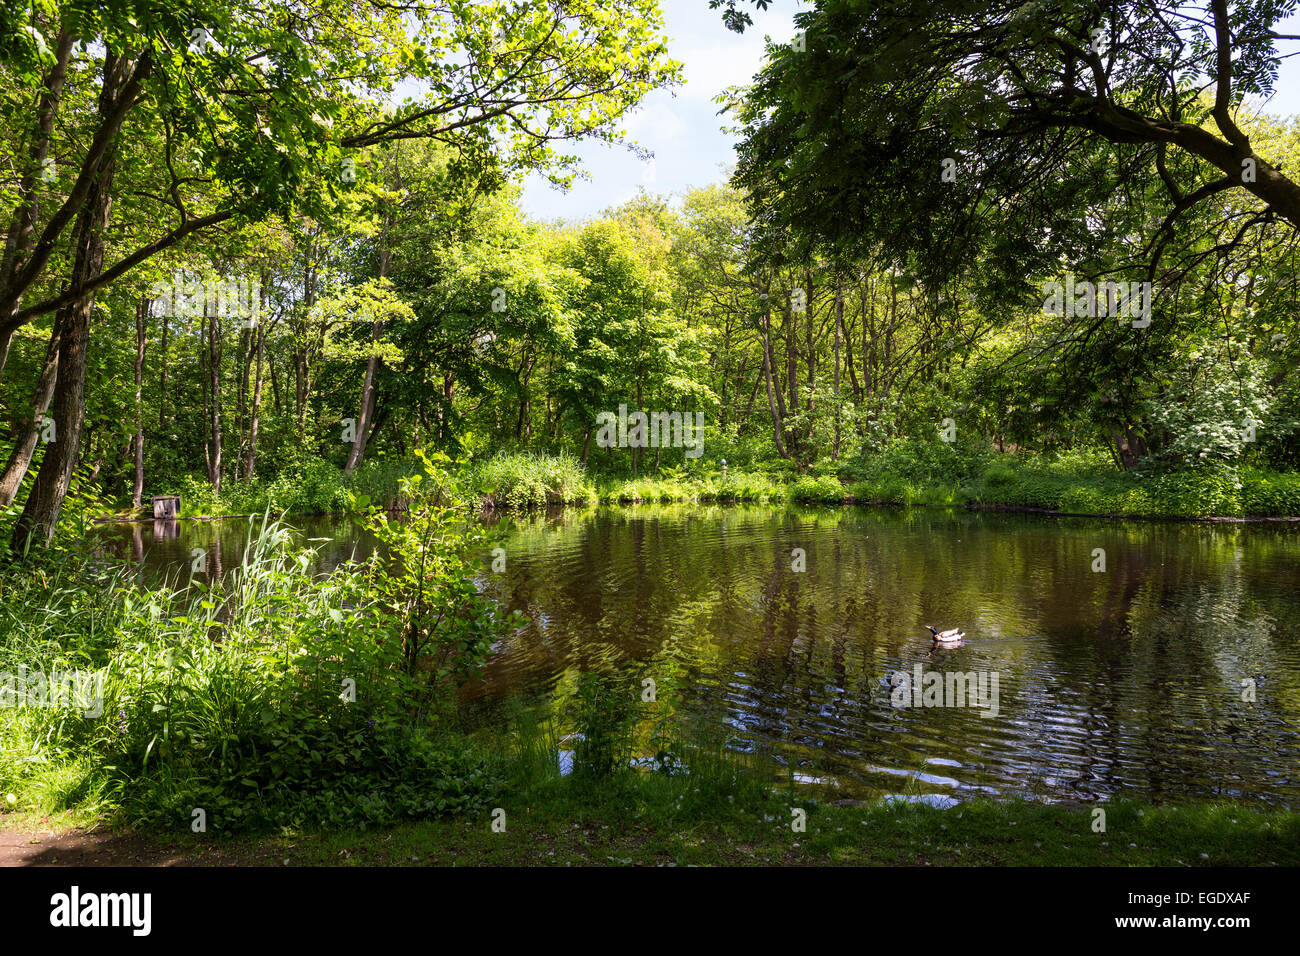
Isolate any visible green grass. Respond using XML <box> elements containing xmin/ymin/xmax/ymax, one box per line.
<box><xmin>5</xmin><ymin>797</ymin><xmax>1295</xmax><ymax>866</ymax></box>
<box><xmin>470</xmin><ymin>451</ymin><xmax>595</xmax><ymax>507</ymax></box>
<box><xmin>472</xmin><ymin>448</ymin><xmax>1300</xmax><ymax>517</ymax></box>
<box><xmin>595</xmin><ymin>469</ymin><xmax>788</xmax><ymax>504</ymax></box>
<box><xmin>113</xmin><ymin>445</ymin><xmax>1300</xmax><ymax>520</ymax></box>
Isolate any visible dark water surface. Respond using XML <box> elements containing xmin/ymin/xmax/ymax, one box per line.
<box><xmin>94</xmin><ymin>505</ymin><xmax>1300</xmax><ymax>807</ymax></box>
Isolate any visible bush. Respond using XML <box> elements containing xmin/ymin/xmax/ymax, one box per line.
<box><xmin>1143</xmin><ymin>470</ymin><xmax>1243</xmax><ymax>518</ymax></box>
<box><xmin>704</xmin><ymin>470</ymin><xmax>786</xmax><ymax>502</ymax></box>
<box><xmin>789</xmin><ymin>474</ymin><xmax>846</xmax><ymax>502</ymax></box>
<box><xmin>982</xmin><ymin>462</ymin><xmax>1016</xmax><ymax>487</ymax></box>
<box><xmin>471</xmin><ymin>452</ymin><xmax>593</xmax><ymax>508</ymax></box>
<box><xmin>847</xmin><ymin>435</ymin><xmax>991</xmax><ymax>487</ymax></box>
<box><xmin>1</xmin><ymin>462</ymin><xmax>518</xmax><ymax>832</ymax></box>
<box><xmin>1239</xmin><ymin>467</ymin><xmax>1300</xmax><ymax>517</ymax></box>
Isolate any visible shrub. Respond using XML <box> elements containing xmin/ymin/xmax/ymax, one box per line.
<box><xmin>848</xmin><ymin>435</ymin><xmax>991</xmax><ymax>487</ymax></box>
<box><xmin>1144</xmin><ymin>470</ymin><xmax>1242</xmax><ymax>518</ymax></box>
<box><xmin>1</xmin><ymin>462</ymin><xmax>518</xmax><ymax>832</ymax></box>
<box><xmin>982</xmin><ymin>462</ymin><xmax>1016</xmax><ymax>487</ymax></box>
<box><xmin>471</xmin><ymin>452</ymin><xmax>592</xmax><ymax>508</ymax></box>
<box><xmin>1239</xmin><ymin>468</ymin><xmax>1300</xmax><ymax>517</ymax></box>
<box><xmin>789</xmin><ymin>474</ymin><xmax>846</xmax><ymax>502</ymax></box>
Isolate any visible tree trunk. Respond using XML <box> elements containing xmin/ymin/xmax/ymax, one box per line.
<box><xmin>0</xmin><ymin>29</ymin><xmax>74</xmax><ymax>387</ymax></box>
<box><xmin>739</xmin><ymin>361</ymin><xmax>762</xmax><ymax>428</ymax></box>
<box><xmin>268</xmin><ymin>348</ymin><xmax>282</xmax><ymax>417</ymax></box>
<box><xmin>245</xmin><ymin>317</ymin><xmax>264</xmax><ymax>478</ymax></box>
<box><xmin>1109</xmin><ymin>428</ymin><xmax>1148</xmax><ymax>470</ymax></box>
<box><xmin>759</xmin><ymin>284</ymin><xmax>789</xmax><ymax>459</ymax></box>
<box><xmin>804</xmin><ymin>267</ymin><xmax>816</xmax><ymax>453</ymax></box>
<box><xmin>201</xmin><ymin>303</ymin><xmax>211</xmax><ymax>479</ymax></box>
<box><xmin>346</xmin><ymin>231</ymin><xmax>392</xmax><ymax>473</ymax></box>
<box><xmin>863</xmin><ymin>275</ymin><xmax>874</xmax><ymax>402</ymax></box>
<box><xmin>833</xmin><ymin>273</ymin><xmax>842</xmax><ymax>460</ymax></box>
<box><xmin>10</xmin><ymin>142</ymin><xmax>116</xmax><ymax>551</ymax></box>
<box><xmin>236</xmin><ymin>322</ymin><xmax>250</xmax><ymax>469</ymax></box>
<box><xmin>0</xmin><ymin>325</ymin><xmax>62</xmax><ymax>506</ymax></box>
<box><xmin>345</xmin><ymin>334</ymin><xmax>380</xmax><ymax>473</ymax></box>
<box><xmin>295</xmin><ymin>241</ymin><xmax>318</xmax><ymax>429</ymax></box>
<box><xmin>207</xmin><ymin>292</ymin><xmax>222</xmax><ymax>493</ymax></box>
<box><xmin>158</xmin><ymin>303</ymin><xmax>168</xmax><ymax>430</ymax></box>
<box><xmin>132</xmin><ymin>294</ymin><xmax>147</xmax><ymax>508</ymax></box>
<box><xmin>785</xmin><ymin>280</ymin><xmax>796</xmax><ymax>420</ymax></box>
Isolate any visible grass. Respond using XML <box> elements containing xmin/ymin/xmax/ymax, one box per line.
<box><xmin>470</xmin><ymin>451</ymin><xmax>595</xmax><ymax>507</ymax></box>
<box><xmin>416</xmin><ymin>449</ymin><xmax>1300</xmax><ymax>519</ymax></box>
<box><xmin>4</xmin><ymin>797</ymin><xmax>1296</xmax><ymax>866</ymax></box>
<box><xmin>106</xmin><ymin>442</ymin><xmax>1300</xmax><ymax>520</ymax></box>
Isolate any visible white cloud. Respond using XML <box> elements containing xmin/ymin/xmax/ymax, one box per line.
<box><xmin>622</xmin><ymin>93</ymin><xmax>690</xmax><ymax>141</ymax></box>
<box><xmin>676</xmin><ymin>37</ymin><xmax>775</xmax><ymax>100</ymax></box>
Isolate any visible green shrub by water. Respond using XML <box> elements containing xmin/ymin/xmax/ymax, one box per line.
<box><xmin>0</xmin><ymin>460</ymin><xmax>516</xmax><ymax>832</ymax></box>
<box><xmin>789</xmin><ymin>473</ymin><xmax>847</xmax><ymax>502</ymax></box>
<box><xmin>840</xmin><ymin>438</ymin><xmax>1300</xmax><ymax>518</ymax></box>
<box><xmin>471</xmin><ymin>452</ymin><xmax>594</xmax><ymax>507</ymax></box>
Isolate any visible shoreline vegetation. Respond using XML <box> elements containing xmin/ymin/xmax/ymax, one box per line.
<box><xmin>95</xmin><ymin>501</ymin><xmax>1300</xmax><ymax>525</ymax></box>
<box><xmin>94</xmin><ymin>448</ymin><xmax>1300</xmax><ymax>523</ymax></box>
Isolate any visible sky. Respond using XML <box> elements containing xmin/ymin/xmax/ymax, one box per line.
<box><xmin>519</xmin><ymin>0</ymin><xmax>800</xmax><ymax>222</ymax></box>
<box><xmin>519</xmin><ymin>1</ymin><xmax>1300</xmax><ymax>224</ymax></box>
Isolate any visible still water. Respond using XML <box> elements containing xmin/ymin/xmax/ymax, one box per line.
<box><xmin>94</xmin><ymin>505</ymin><xmax>1300</xmax><ymax>807</ymax></box>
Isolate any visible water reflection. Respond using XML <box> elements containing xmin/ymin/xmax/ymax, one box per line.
<box><xmin>96</xmin><ymin>513</ymin><xmax>376</xmax><ymax>589</ymax></box>
<box><xmin>469</xmin><ymin>505</ymin><xmax>1300</xmax><ymax>807</ymax></box>
<box><xmin>94</xmin><ymin>504</ymin><xmax>1300</xmax><ymax>807</ymax></box>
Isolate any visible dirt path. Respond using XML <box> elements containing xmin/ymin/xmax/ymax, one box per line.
<box><xmin>0</xmin><ymin>825</ymin><xmax>250</xmax><ymax>866</ymax></box>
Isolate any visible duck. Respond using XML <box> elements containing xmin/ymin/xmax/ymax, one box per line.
<box><xmin>926</xmin><ymin>625</ymin><xmax>965</xmax><ymax>644</ymax></box>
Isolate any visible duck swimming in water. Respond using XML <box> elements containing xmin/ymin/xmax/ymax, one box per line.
<box><xmin>926</xmin><ymin>625</ymin><xmax>965</xmax><ymax>644</ymax></box>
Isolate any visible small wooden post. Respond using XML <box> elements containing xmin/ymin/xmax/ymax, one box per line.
<box><xmin>151</xmin><ymin>495</ymin><xmax>180</xmax><ymax>520</ymax></box>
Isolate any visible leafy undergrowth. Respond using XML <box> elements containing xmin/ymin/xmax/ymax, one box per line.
<box><xmin>456</xmin><ymin>448</ymin><xmax>1300</xmax><ymax>517</ymax></box>
<box><xmin>1</xmin><ymin>458</ymin><xmax>517</xmax><ymax>834</ymax></box>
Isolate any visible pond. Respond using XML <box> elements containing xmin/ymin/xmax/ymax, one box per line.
<box><xmin>93</xmin><ymin>504</ymin><xmax>1300</xmax><ymax>808</ymax></box>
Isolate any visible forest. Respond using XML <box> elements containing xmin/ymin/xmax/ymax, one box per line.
<box><xmin>5</xmin><ymin>2</ymin><xmax>1300</xmax><ymax>541</ymax></box>
<box><xmin>2</xmin><ymin>0</ymin><xmax>1300</xmax><ymax>872</ymax></box>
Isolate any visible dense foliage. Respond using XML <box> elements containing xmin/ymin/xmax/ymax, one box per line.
<box><xmin>0</xmin><ymin>459</ymin><xmax>515</xmax><ymax>829</ymax></box>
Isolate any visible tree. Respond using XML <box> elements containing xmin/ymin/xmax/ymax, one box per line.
<box><xmin>729</xmin><ymin>0</ymin><xmax>1300</xmax><ymax>292</ymax></box>
<box><xmin>1</xmin><ymin>0</ymin><xmax>680</xmax><ymax>545</ymax></box>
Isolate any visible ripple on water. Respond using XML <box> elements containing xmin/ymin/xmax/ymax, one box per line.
<box><xmin>96</xmin><ymin>504</ymin><xmax>1300</xmax><ymax>807</ymax></box>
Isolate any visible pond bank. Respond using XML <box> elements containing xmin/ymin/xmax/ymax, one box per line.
<box><xmin>95</xmin><ymin>498</ymin><xmax>1300</xmax><ymax>524</ymax></box>
<box><xmin>5</xmin><ymin>799</ymin><xmax>1297</xmax><ymax>866</ymax></box>
<box><xmin>89</xmin><ymin>452</ymin><xmax>1300</xmax><ymax>521</ymax></box>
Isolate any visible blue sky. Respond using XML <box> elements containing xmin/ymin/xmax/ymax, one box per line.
<box><xmin>519</xmin><ymin>1</ymin><xmax>1300</xmax><ymax>224</ymax></box>
<box><xmin>519</xmin><ymin>0</ymin><xmax>799</xmax><ymax>221</ymax></box>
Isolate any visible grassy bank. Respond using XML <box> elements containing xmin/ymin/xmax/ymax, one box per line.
<box><xmin>2</xmin><ymin>461</ymin><xmax>517</xmax><ymax>834</ymax></box>
<box><xmin>107</xmin><ymin>444</ymin><xmax>1300</xmax><ymax>521</ymax></box>
<box><xmin>5</xmin><ymin>797</ymin><xmax>1296</xmax><ymax>866</ymax></box>
<box><xmin>466</xmin><ymin>448</ymin><xmax>1300</xmax><ymax>519</ymax></box>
